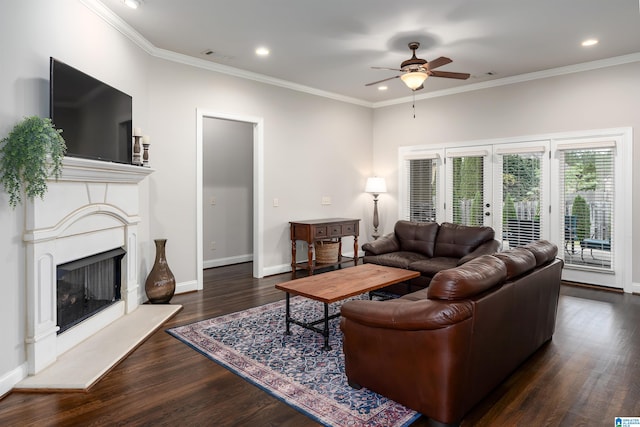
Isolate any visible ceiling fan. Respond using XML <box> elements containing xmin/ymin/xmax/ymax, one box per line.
<box><xmin>366</xmin><ymin>42</ymin><xmax>471</xmax><ymax>90</ymax></box>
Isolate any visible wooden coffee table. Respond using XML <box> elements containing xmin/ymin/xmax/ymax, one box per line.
<box><xmin>275</xmin><ymin>264</ymin><xmax>420</xmax><ymax>350</ymax></box>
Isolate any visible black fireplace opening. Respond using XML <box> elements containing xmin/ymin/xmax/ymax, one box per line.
<box><xmin>56</xmin><ymin>247</ymin><xmax>126</xmax><ymax>334</ymax></box>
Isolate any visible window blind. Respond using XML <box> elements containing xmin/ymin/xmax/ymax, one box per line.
<box><xmin>449</xmin><ymin>155</ymin><xmax>485</xmax><ymax>226</ymax></box>
<box><xmin>406</xmin><ymin>158</ymin><xmax>438</xmax><ymax>222</ymax></box>
<box><xmin>498</xmin><ymin>152</ymin><xmax>543</xmax><ymax>248</ymax></box>
<box><xmin>560</xmin><ymin>147</ymin><xmax>614</xmax><ymax>270</ymax></box>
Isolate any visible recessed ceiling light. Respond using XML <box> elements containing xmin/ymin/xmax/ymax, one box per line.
<box><xmin>378</xmin><ymin>86</ymin><xmax>388</xmax><ymax>91</ymax></box>
<box><xmin>255</xmin><ymin>47</ymin><xmax>270</xmax><ymax>56</ymax></box>
<box><xmin>123</xmin><ymin>0</ymin><xmax>140</xmax><ymax>9</ymax></box>
<box><xmin>582</xmin><ymin>38</ymin><xmax>599</xmax><ymax>47</ymax></box>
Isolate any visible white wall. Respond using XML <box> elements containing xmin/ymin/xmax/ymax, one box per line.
<box><xmin>0</xmin><ymin>0</ymin><xmax>151</xmax><ymax>394</ymax></box>
<box><xmin>145</xmin><ymin>58</ymin><xmax>373</xmax><ymax>279</ymax></box>
<box><xmin>0</xmin><ymin>0</ymin><xmax>373</xmax><ymax>394</ymax></box>
<box><xmin>372</xmin><ymin>61</ymin><xmax>640</xmax><ymax>283</ymax></box>
<box><xmin>202</xmin><ymin>118</ymin><xmax>253</xmax><ymax>266</ymax></box>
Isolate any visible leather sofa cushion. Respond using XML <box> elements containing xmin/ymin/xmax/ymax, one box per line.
<box><xmin>361</xmin><ymin>233</ymin><xmax>399</xmax><ymax>255</ymax></box>
<box><xmin>394</xmin><ymin>220</ymin><xmax>439</xmax><ymax>257</ymax></box>
<box><xmin>427</xmin><ymin>255</ymin><xmax>507</xmax><ymax>300</ymax></box>
<box><xmin>523</xmin><ymin>240</ymin><xmax>558</xmax><ymax>266</ymax></box>
<box><xmin>434</xmin><ymin>222</ymin><xmax>495</xmax><ymax>258</ymax></box>
<box><xmin>363</xmin><ymin>251</ymin><xmax>429</xmax><ymax>269</ymax></box>
<box><xmin>408</xmin><ymin>257</ymin><xmax>459</xmax><ymax>276</ymax></box>
<box><xmin>494</xmin><ymin>248</ymin><xmax>536</xmax><ymax>280</ymax></box>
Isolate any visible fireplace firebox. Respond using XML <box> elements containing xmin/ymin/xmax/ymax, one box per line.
<box><xmin>56</xmin><ymin>248</ymin><xmax>126</xmax><ymax>334</ymax></box>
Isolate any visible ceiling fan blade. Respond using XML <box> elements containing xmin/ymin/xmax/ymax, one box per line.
<box><xmin>430</xmin><ymin>70</ymin><xmax>471</xmax><ymax>80</ymax></box>
<box><xmin>365</xmin><ymin>75</ymin><xmax>400</xmax><ymax>86</ymax></box>
<box><xmin>426</xmin><ymin>57</ymin><xmax>452</xmax><ymax>70</ymax></box>
<box><xmin>371</xmin><ymin>66</ymin><xmax>404</xmax><ymax>72</ymax></box>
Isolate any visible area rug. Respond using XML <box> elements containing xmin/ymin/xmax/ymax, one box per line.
<box><xmin>167</xmin><ymin>296</ymin><xmax>420</xmax><ymax>427</ymax></box>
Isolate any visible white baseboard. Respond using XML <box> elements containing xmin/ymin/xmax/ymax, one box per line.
<box><xmin>0</xmin><ymin>363</ymin><xmax>27</xmax><ymax>398</ymax></box>
<box><xmin>629</xmin><ymin>281</ymin><xmax>640</xmax><ymax>294</ymax></box>
<box><xmin>175</xmin><ymin>279</ymin><xmax>198</xmax><ymax>294</ymax></box>
<box><xmin>203</xmin><ymin>254</ymin><xmax>253</xmax><ymax>269</ymax></box>
<box><xmin>263</xmin><ymin>263</ymin><xmax>292</xmax><ymax>277</ymax></box>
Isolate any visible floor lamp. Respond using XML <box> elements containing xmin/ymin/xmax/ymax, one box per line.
<box><xmin>365</xmin><ymin>177</ymin><xmax>387</xmax><ymax>240</ymax></box>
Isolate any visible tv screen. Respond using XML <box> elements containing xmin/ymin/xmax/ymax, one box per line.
<box><xmin>50</xmin><ymin>58</ymin><xmax>132</xmax><ymax>164</ymax></box>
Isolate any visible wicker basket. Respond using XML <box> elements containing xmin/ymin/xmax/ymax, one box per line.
<box><xmin>315</xmin><ymin>240</ymin><xmax>339</xmax><ymax>264</ymax></box>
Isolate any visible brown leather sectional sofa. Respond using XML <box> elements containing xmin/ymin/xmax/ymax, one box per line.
<box><xmin>340</xmin><ymin>240</ymin><xmax>563</xmax><ymax>427</ymax></box>
<box><xmin>362</xmin><ymin>220</ymin><xmax>501</xmax><ymax>294</ymax></box>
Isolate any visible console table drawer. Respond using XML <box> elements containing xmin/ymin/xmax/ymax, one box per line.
<box><xmin>314</xmin><ymin>226</ymin><xmax>328</xmax><ymax>238</ymax></box>
<box><xmin>329</xmin><ymin>225</ymin><xmax>343</xmax><ymax>237</ymax></box>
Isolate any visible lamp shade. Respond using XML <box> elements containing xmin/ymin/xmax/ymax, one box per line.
<box><xmin>365</xmin><ymin>177</ymin><xmax>387</xmax><ymax>194</ymax></box>
<box><xmin>400</xmin><ymin>71</ymin><xmax>428</xmax><ymax>90</ymax></box>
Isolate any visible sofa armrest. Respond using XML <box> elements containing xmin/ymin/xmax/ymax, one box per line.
<box><xmin>457</xmin><ymin>239</ymin><xmax>501</xmax><ymax>265</ymax></box>
<box><xmin>340</xmin><ymin>299</ymin><xmax>472</xmax><ymax>331</ymax></box>
<box><xmin>361</xmin><ymin>233</ymin><xmax>400</xmax><ymax>255</ymax></box>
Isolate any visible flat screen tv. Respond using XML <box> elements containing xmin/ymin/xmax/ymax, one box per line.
<box><xmin>50</xmin><ymin>58</ymin><xmax>132</xmax><ymax>164</ymax></box>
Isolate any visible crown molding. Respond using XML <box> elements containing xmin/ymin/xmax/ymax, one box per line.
<box><xmin>79</xmin><ymin>0</ymin><xmax>155</xmax><ymax>55</ymax></box>
<box><xmin>373</xmin><ymin>52</ymin><xmax>640</xmax><ymax>108</ymax></box>
<box><xmin>82</xmin><ymin>0</ymin><xmax>640</xmax><ymax>109</ymax></box>
<box><xmin>80</xmin><ymin>0</ymin><xmax>371</xmax><ymax>108</ymax></box>
<box><xmin>152</xmin><ymin>47</ymin><xmax>372</xmax><ymax>107</ymax></box>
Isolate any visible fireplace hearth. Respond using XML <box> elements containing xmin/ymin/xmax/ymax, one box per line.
<box><xmin>57</xmin><ymin>248</ymin><xmax>126</xmax><ymax>334</ymax></box>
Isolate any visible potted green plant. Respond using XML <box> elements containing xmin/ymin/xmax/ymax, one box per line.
<box><xmin>0</xmin><ymin>116</ymin><xmax>66</xmax><ymax>208</ymax></box>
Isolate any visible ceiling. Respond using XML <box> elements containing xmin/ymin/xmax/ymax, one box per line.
<box><xmin>97</xmin><ymin>0</ymin><xmax>640</xmax><ymax>105</ymax></box>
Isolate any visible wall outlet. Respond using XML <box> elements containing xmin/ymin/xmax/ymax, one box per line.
<box><xmin>210</xmin><ymin>241</ymin><xmax>216</xmax><ymax>251</ymax></box>
<box><xmin>321</xmin><ymin>196</ymin><xmax>331</xmax><ymax>205</ymax></box>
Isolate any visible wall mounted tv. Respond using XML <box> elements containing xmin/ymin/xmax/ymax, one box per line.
<box><xmin>50</xmin><ymin>58</ymin><xmax>132</xmax><ymax>164</ymax></box>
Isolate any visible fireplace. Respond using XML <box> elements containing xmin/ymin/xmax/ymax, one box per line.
<box><xmin>24</xmin><ymin>157</ymin><xmax>153</xmax><ymax>375</ymax></box>
<box><xmin>57</xmin><ymin>248</ymin><xmax>126</xmax><ymax>334</ymax></box>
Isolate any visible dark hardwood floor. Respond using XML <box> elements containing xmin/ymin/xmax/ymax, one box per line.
<box><xmin>1</xmin><ymin>263</ymin><xmax>639</xmax><ymax>426</ymax></box>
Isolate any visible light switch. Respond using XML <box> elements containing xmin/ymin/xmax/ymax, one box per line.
<box><xmin>273</xmin><ymin>198</ymin><xmax>279</xmax><ymax>207</ymax></box>
<box><xmin>321</xmin><ymin>196</ymin><xmax>331</xmax><ymax>205</ymax></box>
<box><xmin>210</xmin><ymin>197</ymin><xmax>216</xmax><ymax>206</ymax></box>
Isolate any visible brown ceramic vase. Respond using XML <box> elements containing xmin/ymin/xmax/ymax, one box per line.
<box><xmin>145</xmin><ymin>239</ymin><xmax>176</xmax><ymax>304</ymax></box>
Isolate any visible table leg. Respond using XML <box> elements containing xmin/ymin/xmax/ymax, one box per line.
<box><xmin>285</xmin><ymin>293</ymin><xmax>291</xmax><ymax>335</ymax></box>
<box><xmin>308</xmin><ymin>241</ymin><xmax>315</xmax><ymax>275</ymax></box>
<box><xmin>323</xmin><ymin>302</ymin><xmax>331</xmax><ymax>351</ymax></box>
<box><xmin>291</xmin><ymin>240</ymin><xmax>297</xmax><ymax>279</ymax></box>
<box><xmin>353</xmin><ymin>235</ymin><xmax>359</xmax><ymax>265</ymax></box>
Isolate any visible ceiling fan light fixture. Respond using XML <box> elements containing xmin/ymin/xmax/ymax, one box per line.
<box><xmin>401</xmin><ymin>71</ymin><xmax>428</xmax><ymax>90</ymax></box>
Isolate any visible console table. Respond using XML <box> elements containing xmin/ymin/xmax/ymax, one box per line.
<box><xmin>290</xmin><ymin>218</ymin><xmax>360</xmax><ymax>279</ymax></box>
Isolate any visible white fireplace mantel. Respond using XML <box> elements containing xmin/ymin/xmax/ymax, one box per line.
<box><xmin>57</xmin><ymin>157</ymin><xmax>154</xmax><ymax>183</ymax></box>
<box><xmin>24</xmin><ymin>157</ymin><xmax>153</xmax><ymax>375</ymax></box>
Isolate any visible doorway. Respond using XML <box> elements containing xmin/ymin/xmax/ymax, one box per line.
<box><xmin>196</xmin><ymin>110</ymin><xmax>265</xmax><ymax>290</ymax></box>
<box><xmin>202</xmin><ymin>118</ymin><xmax>253</xmax><ymax>269</ymax></box>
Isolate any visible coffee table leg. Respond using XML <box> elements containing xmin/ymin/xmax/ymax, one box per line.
<box><xmin>323</xmin><ymin>303</ymin><xmax>331</xmax><ymax>351</ymax></box>
<box><xmin>285</xmin><ymin>293</ymin><xmax>291</xmax><ymax>335</ymax></box>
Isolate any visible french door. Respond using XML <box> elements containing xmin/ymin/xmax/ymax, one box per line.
<box><xmin>399</xmin><ymin>129</ymin><xmax>631</xmax><ymax>289</ymax></box>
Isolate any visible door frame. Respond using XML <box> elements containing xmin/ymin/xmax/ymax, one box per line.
<box><xmin>196</xmin><ymin>109</ymin><xmax>265</xmax><ymax>290</ymax></box>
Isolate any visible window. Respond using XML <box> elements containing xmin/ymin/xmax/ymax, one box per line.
<box><xmin>558</xmin><ymin>142</ymin><xmax>615</xmax><ymax>270</ymax></box>
<box><xmin>400</xmin><ymin>151</ymin><xmax>442</xmax><ymax>222</ymax></box>
<box><xmin>407</xmin><ymin>158</ymin><xmax>438</xmax><ymax>222</ymax></box>
<box><xmin>496</xmin><ymin>146</ymin><xmax>546</xmax><ymax>248</ymax></box>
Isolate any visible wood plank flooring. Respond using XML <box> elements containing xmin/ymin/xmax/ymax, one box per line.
<box><xmin>1</xmin><ymin>262</ymin><xmax>639</xmax><ymax>426</ymax></box>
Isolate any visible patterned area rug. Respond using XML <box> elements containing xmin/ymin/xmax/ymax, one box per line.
<box><xmin>167</xmin><ymin>295</ymin><xmax>419</xmax><ymax>427</ymax></box>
